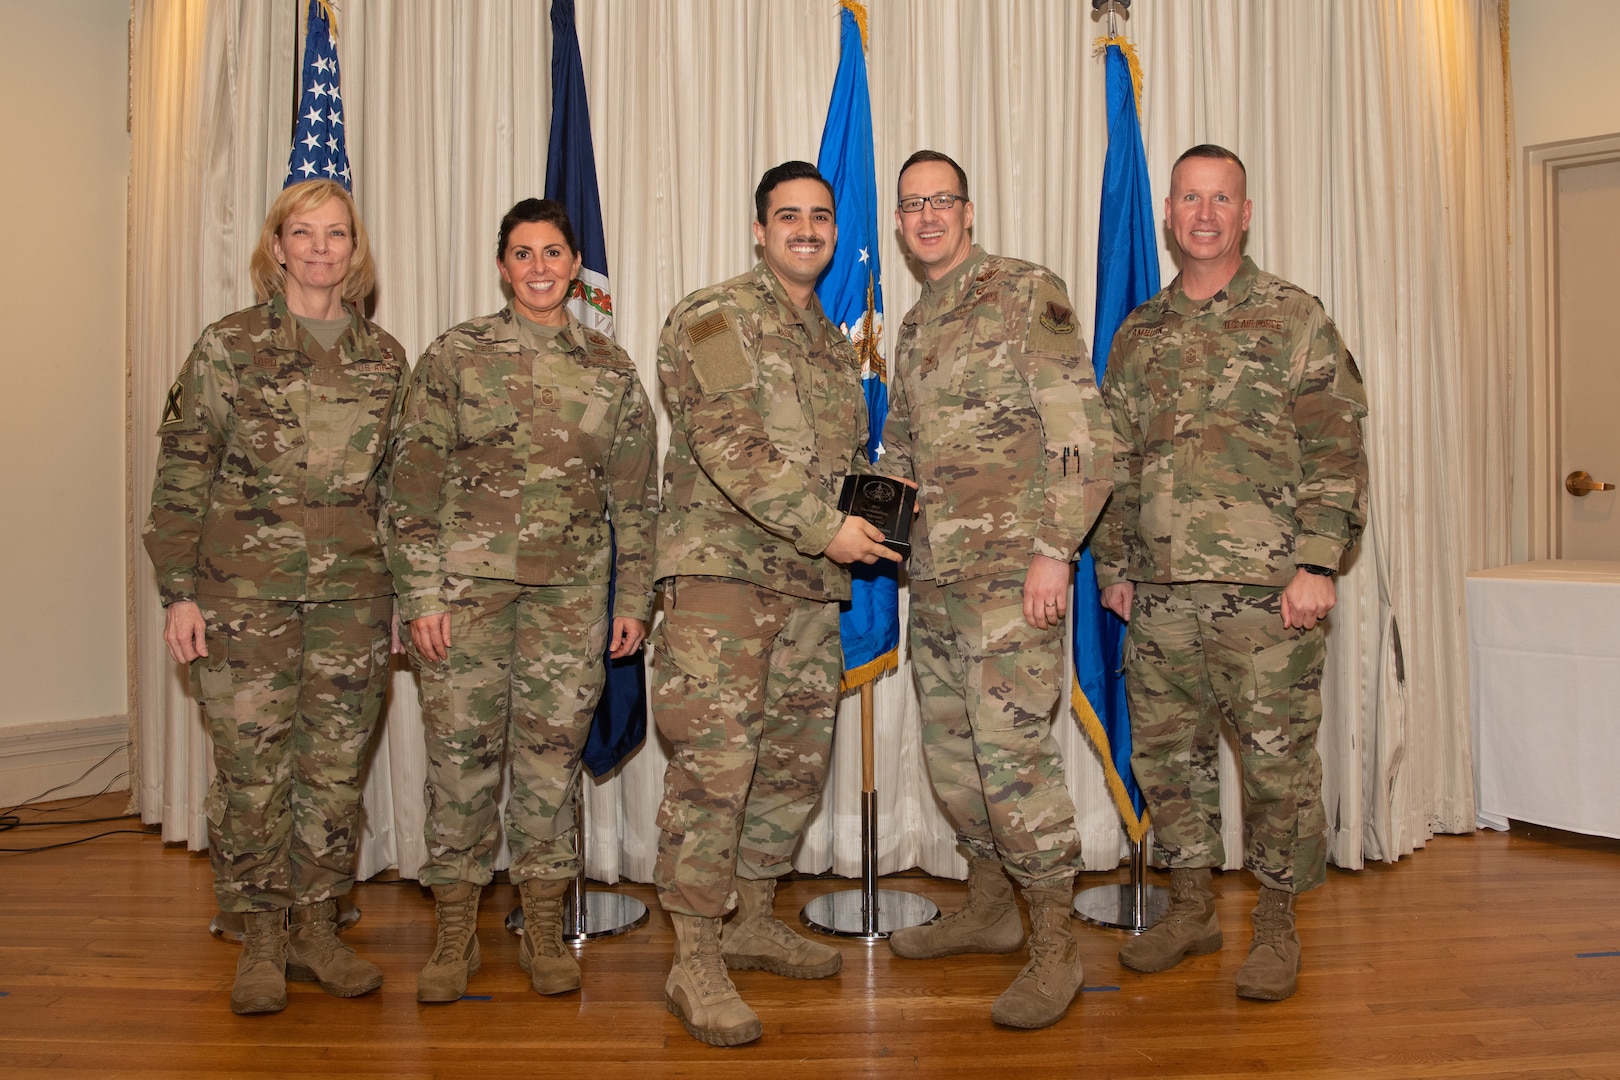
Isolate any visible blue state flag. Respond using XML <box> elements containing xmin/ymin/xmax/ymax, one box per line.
<box><xmin>1073</xmin><ymin>39</ymin><xmax>1159</xmax><ymax>843</ymax></box>
<box><xmin>285</xmin><ymin>1</ymin><xmax>351</xmax><ymax>190</ymax></box>
<box><xmin>545</xmin><ymin>0</ymin><xmax>614</xmax><ymax>337</ymax></box>
<box><xmin>545</xmin><ymin>0</ymin><xmax>641</xmax><ymax>776</ymax></box>
<box><xmin>816</xmin><ymin>1</ymin><xmax>897</xmax><ymax>690</ymax></box>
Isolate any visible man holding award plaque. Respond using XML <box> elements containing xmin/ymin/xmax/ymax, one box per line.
<box><xmin>649</xmin><ymin>160</ymin><xmax>901</xmax><ymax>1047</ymax></box>
<box><xmin>879</xmin><ymin>151</ymin><xmax>1114</xmax><ymax>1031</ymax></box>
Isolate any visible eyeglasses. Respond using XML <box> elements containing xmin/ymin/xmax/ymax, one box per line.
<box><xmin>897</xmin><ymin>194</ymin><xmax>967</xmax><ymax>213</ymax></box>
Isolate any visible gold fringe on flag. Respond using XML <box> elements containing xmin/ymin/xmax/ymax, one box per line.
<box><xmin>1071</xmin><ymin>672</ymin><xmax>1152</xmax><ymax>844</ymax></box>
<box><xmin>312</xmin><ymin>0</ymin><xmax>339</xmax><ymax>37</ymax></box>
<box><xmin>1093</xmin><ymin>34</ymin><xmax>1145</xmax><ymax>120</ymax></box>
<box><xmin>838</xmin><ymin>0</ymin><xmax>870</xmax><ymax>52</ymax></box>
<box><xmin>840</xmin><ymin>647</ymin><xmax>897</xmax><ymax>692</ymax></box>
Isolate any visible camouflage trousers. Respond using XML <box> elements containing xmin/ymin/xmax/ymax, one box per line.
<box><xmin>410</xmin><ymin>576</ymin><xmax>610</xmax><ymax>887</ymax></box>
<box><xmin>1125</xmin><ymin>583</ymin><xmax>1328</xmax><ymax>894</ymax></box>
<box><xmin>909</xmin><ymin>573</ymin><xmax>1081</xmax><ymax>889</ymax></box>
<box><xmin>650</xmin><ymin>576</ymin><xmax>841</xmax><ymax>917</ymax></box>
<box><xmin>193</xmin><ymin>595</ymin><xmax>391</xmax><ymax>913</ymax></box>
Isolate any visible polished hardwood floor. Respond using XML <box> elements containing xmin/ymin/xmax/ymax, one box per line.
<box><xmin>2</xmin><ymin>793</ymin><xmax>1618</xmax><ymax>1079</ymax></box>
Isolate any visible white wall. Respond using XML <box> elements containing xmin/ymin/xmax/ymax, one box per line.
<box><xmin>1509</xmin><ymin>0</ymin><xmax>1620</xmax><ymax>560</ymax></box>
<box><xmin>0</xmin><ymin>0</ymin><xmax>131</xmax><ymax>805</ymax></box>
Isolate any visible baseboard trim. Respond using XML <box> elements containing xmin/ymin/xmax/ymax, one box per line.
<box><xmin>0</xmin><ymin>715</ymin><xmax>131</xmax><ymax>808</ymax></box>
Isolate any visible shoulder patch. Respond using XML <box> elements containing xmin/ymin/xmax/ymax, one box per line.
<box><xmin>684</xmin><ymin>309</ymin><xmax>755</xmax><ymax>395</ymax></box>
<box><xmin>1027</xmin><ymin>281</ymin><xmax>1084</xmax><ymax>356</ymax></box>
<box><xmin>1333</xmin><ymin>350</ymin><xmax>1369</xmax><ymax>414</ymax></box>
<box><xmin>157</xmin><ymin>368</ymin><xmax>198</xmax><ymax>434</ymax></box>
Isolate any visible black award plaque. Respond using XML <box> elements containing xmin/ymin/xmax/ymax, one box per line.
<box><xmin>837</xmin><ymin>474</ymin><xmax>916</xmax><ymax>556</ymax></box>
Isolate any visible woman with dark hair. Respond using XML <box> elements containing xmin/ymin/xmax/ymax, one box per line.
<box><xmin>387</xmin><ymin>198</ymin><xmax>657</xmax><ymax>1003</ymax></box>
<box><xmin>144</xmin><ymin>178</ymin><xmax>406</xmax><ymax>1015</ymax></box>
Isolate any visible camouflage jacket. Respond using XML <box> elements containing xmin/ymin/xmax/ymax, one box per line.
<box><xmin>386</xmin><ymin>306</ymin><xmax>658</xmax><ymax>623</ymax></box>
<box><xmin>881</xmin><ymin>246</ymin><xmax>1113</xmax><ymax>584</ymax></box>
<box><xmin>143</xmin><ymin>295</ymin><xmax>406</xmax><ymax>605</ymax></box>
<box><xmin>654</xmin><ymin>262</ymin><xmax>868</xmax><ymax>601</ymax></box>
<box><xmin>1093</xmin><ymin>257</ymin><xmax>1370</xmax><ymax>588</ymax></box>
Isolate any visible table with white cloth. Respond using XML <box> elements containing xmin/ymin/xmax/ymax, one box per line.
<box><xmin>1467</xmin><ymin>560</ymin><xmax>1620</xmax><ymax>837</ymax></box>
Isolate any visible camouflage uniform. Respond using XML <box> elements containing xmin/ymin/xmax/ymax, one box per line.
<box><xmin>143</xmin><ymin>295</ymin><xmax>406</xmax><ymax>913</ymax></box>
<box><xmin>386</xmin><ymin>307</ymin><xmax>657</xmax><ymax>886</ymax></box>
<box><xmin>1093</xmin><ymin>256</ymin><xmax>1369</xmax><ymax>893</ymax></box>
<box><xmin>881</xmin><ymin>246</ymin><xmax>1112</xmax><ymax>888</ymax></box>
<box><xmin>652</xmin><ymin>262</ymin><xmax>866</xmax><ymax>917</ymax></box>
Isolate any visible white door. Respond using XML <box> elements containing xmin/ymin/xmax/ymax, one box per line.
<box><xmin>1555</xmin><ymin>159</ymin><xmax>1620</xmax><ymax>559</ymax></box>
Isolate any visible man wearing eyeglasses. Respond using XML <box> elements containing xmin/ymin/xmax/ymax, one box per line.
<box><xmin>879</xmin><ymin>150</ymin><xmax>1112</xmax><ymax>1030</ymax></box>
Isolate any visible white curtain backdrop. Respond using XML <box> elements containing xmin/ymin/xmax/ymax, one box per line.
<box><xmin>129</xmin><ymin>0</ymin><xmax>1510</xmax><ymax>887</ymax></box>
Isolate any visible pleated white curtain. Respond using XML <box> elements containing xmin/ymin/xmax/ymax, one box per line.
<box><xmin>129</xmin><ymin>0</ymin><xmax>1509</xmax><ymax>887</ymax></box>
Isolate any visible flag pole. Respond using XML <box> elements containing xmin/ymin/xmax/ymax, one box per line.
<box><xmin>800</xmin><ymin>680</ymin><xmax>938</xmax><ymax>939</ymax></box>
<box><xmin>797</xmin><ymin>0</ymin><xmax>935</xmax><ymax>941</ymax></box>
<box><xmin>1070</xmin><ymin>0</ymin><xmax>1168</xmax><ymax>935</ymax></box>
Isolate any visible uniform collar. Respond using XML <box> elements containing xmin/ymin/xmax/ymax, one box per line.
<box><xmin>1167</xmin><ymin>255</ymin><xmax>1260</xmax><ymax>317</ymax></box>
<box><xmin>503</xmin><ymin>302</ymin><xmax>592</xmax><ymax>355</ymax></box>
<box><xmin>913</xmin><ymin>244</ymin><xmax>989</xmax><ymax>323</ymax></box>
<box><xmin>268</xmin><ymin>293</ymin><xmax>368</xmax><ymax>360</ymax></box>
<box><xmin>752</xmin><ymin>260</ymin><xmax>828</xmax><ymax>334</ymax></box>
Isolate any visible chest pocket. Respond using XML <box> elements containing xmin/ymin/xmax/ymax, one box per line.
<box><xmin>538</xmin><ymin>368</ymin><xmax>617</xmax><ymax>463</ymax></box>
<box><xmin>230</xmin><ymin>362</ymin><xmax>306</xmax><ymax>471</ymax></box>
<box><xmin>1210</xmin><ymin>326</ymin><xmax>1290</xmax><ymax>426</ymax></box>
<box><xmin>457</xmin><ymin>351</ymin><xmax>520</xmax><ymax>446</ymax></box>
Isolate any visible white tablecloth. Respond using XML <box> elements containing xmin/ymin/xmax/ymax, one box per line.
<box><xmin>1467</xmin><ymin>560</ymin><xmax>1620</xmax><ymax>837</ymax></box>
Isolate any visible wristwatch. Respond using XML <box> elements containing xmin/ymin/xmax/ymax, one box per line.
<box><xmin>1298</xmin><ymin>564</ymin><xmax>1335</xmax><ymax>577</ymax></box>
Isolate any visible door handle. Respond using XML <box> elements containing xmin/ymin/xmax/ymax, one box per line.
<box><xmin>1565</xmin><ymin>470</ymin><xmax>1616</xmax><ymax>496</ymax></box>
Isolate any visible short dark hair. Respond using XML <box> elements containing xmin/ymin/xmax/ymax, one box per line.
<box><xmin>896</xmin><ymin>150</ymin><xmax>970</xmax><ymax>204</ymax></box>
<box><xmin>497</xmin><ymin>198</ymin><xmax>578</xmax><ymax>260</ymax></box>
<box><xmin>754</xmin><ymin>161</ymin><xmax>835</xmax><ymax>226</ymax></box>
<box><xmin>1172</xmin><ymin>144</ymin><xmax>1247</xmax><ymax>183</ymax></box>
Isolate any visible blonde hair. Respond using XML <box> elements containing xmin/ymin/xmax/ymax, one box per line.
<box><xmin>248</xmin><ymin>180</ymin><xmax>376</xmax><ymax>305</ymax></box>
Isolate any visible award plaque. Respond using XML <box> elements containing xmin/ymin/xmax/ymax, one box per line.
<box><xmin>837</xmin><ymin>474</ymin><xmax>916</xmax><ymax>556</ymax></box>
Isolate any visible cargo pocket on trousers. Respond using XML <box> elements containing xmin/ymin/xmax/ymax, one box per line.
<box><xmin>1003</xmin><ymin>778</ymin><xmax>1077</xmax><ymax>856</ymax></box>
<box><xmin>1247</xmin><ymin>629</ymin><xmax>1324</xmax><ymax>725</ymax></box>
<box><xmin>191</xmin><ymin>630</ymin><xmax>232</xmax><ymax>708</ymax></box>
<box><xmin>204</xmin><ymin>777</ymin><xmax>228</xmax><ymax>830</ymax></box>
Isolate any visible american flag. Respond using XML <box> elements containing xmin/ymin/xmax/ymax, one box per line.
<box><xmin>285</xmin><ymin>1</ymin><xmax>351</xmax><ymax>189</ymax></box>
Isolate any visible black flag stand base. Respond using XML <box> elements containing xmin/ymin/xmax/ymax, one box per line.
<box><xmin>1073</xmin><ymin>835</ymin><xmax>1168</xmax><ymax>933</ymax></box>
<box><xmin>799</xmin><ymin>682</ymin><xmax>939</xmax><ymax>940</ymax></box>
<box><xmin>210</xmin><ymin>896</ymin><xmax>360</xmax><ymax>942</ymax></box>
<box><xmin>506</xmin><ymin>778</ymin><xmax>648</xmax><ymax>944</ymax></box>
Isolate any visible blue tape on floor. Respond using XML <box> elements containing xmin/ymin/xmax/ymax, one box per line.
<box><xmin>1082</xmin><ymin>985</ymin><xmax>1121</xmax><ymax>992</ymax></box>
<box><xmin>459</xmin><ymin>994</ymin><xmax>494</xmax><ymax>1001</ymax></box>
<box><xmin>1576</xmin><ymin>950</ymin><xmax>1620</xmax><ymax>958</ymax></box>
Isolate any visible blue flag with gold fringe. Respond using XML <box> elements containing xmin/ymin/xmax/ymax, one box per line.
<box><xmin>1073</xmin><ymin>39</ymin><xmax>1158</xmax><ymax>843</ymax></box>
<box><xmin>545</xmin><ymin>0</ymin><xmax>642</xmax><ymax>776</ymax></box>
<box><xmin>285</xmin><ymin>1</ymin><xmax>351</xmax><ymax>190</ymax></box>
<box><xmin>816</xmin><ymin>1</ymin><xmax>897</xmax><ymax>690</ymax></box>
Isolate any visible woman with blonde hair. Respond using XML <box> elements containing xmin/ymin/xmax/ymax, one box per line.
<box><xmin>144</xmin><ymin>178</ymin><xmax>406</xmax><ymax>1015</ymax></box>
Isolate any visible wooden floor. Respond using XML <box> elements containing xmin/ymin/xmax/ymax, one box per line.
<box><xmin>2</xmin><ymin>794</ymin><xmax>1618</xmax><ymax>1079</ymax></box>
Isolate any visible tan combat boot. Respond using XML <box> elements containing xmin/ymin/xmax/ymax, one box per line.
<box><xmin>517</xmin><ymin>878</ymin><xmax>581</xmax><ymax>995</ymax></box>
<box><xmin>888</xmin><ymin>855</ymin><xmax>1026</xmax><ymax>959</ymax></box>
<box><xmin>286</xmin><ymin>898</ymin><xmax>382</xmax><ymax>997</ymax></box>
<box><xmin>991</xmin><ymin>883</ymin><xmax>1083</xmax><ymax>1030</ymax></box>
<box><xmin>1235</xmin><ymin>886</ymin><xmax>1301</xmax><ymax>1000</ymax></box>
<box><xmin>665</xmin><ymin>914</ymin><xmax>763</xmax><ymax>1047</ymax></box>
<box><xmin>231</xmin><ymin>908</ymin><xmax>289</xmax><ymax>1015</ymax></box>
<box><xmin>417</xmin><ymin>882</ymin><xmax>482</xmax><ymax>1004</ymax></box>
<box><xmin>1119</xmin><ymin>867</ymin><xmax>1223</xmax><ymax>973</ymax></box>
<box><xmin>722</xmin><ymin>876</ymin><xmax>841</xmax><ymax>979</ymax></box>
